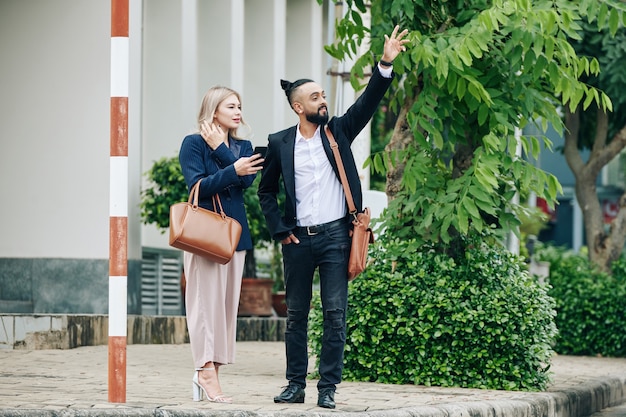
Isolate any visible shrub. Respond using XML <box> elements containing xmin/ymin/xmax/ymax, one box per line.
<box><xmin>309</xmin><ymin>233</ymin><xmax>557</xmax><ymax>391</ymax></box>
<box><xmin>536</xmin><ymin>245</ymin><xmax>626</xmax><ymax>357</ymax></box>
<box><xmin>140</xmin><ymin>155</ymin><xmax>188</xmax><ymax>232</ymax></box>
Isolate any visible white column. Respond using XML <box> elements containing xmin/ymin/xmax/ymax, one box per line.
<box><xmin>507</xmin><ymin>127</ymin><xmax>523</xmax><ymax>255</ymax></box>
<box><xmin>243</xmin><ymin>0</ymin><xmax>286</xmax><ymax>141</ymax></box>
<box><xmin>573</xmin><ymin>196</ymin><xmax>583</xmax><ymax>252</ymax></box>
<box><xmin>181</xmin><ymin>0</ymin><xmax>198</xmax><ymax>129</ymax></box>
<box><xmin>273</xmin><ymin>0</ymin><xmax>286</xmax><ymax>131</ymax></box>
<box><xmin>230</xmin><ymin>0</ymin><xmax>244</xmax><ymax>93</ymax></box>
<box><xmin>285</xmin><ymin>0</ymin><xmax>323</xmax><ymax>81</ymax></box>
<box><xmin>325</xmin><ymin>2</ymin><xmax>336</xmax><ymax>101</ymax></box>
<box><xmin>309</xmin><ymin>0</ymin><xmax>323</xmax><ymax>83</ymax></box>
<box><xmin>283</xmin><ymin>0</ymin><xmax>324</xmax><ymax>125</ymax></box>
<box><xmin>128</xmin><ymin>0</ymin><xmax>143</xmax><ymax>260</ymax></box>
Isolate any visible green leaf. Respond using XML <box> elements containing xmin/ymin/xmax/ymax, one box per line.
<box><xmin>457</xmin><ymin>77</ymin><xmax>467</xmax><ymax>100</ymax></box>
<box><xmin>597</xmin><ymin>2</ymin><xmax>609</xmax><ymax>28</ymax></box>
<box><xmin>478</xmin><ymin>104</ymin><xmax>489</xmax><ymax>126</ymax></box>
<box><xmin>458</xmin><ymin>44</ymin><xmax>473</xmax><ymax>66</ymax></box>
<box><xmin>608</xmin><ymin>8</ymin><xmax>620</xmax><ymax>37</ymax></box>
<box><xmin>582</xmin><ymin>86</ymin><xmax>594</xmax><ymax>110</ymax></box>
<box><xmin>373</xmin><ymin>153</ymin><xmax>384</xmax><ymax>174</ymax></box>
<box><xmin>436</xmin><ymin>51</ymin><xmax>449</xmax><ymax>79</ymax></box>
<box><xmin>353</xmin><ymin>0</ymin><xmax>366</xmax><ymax>13</ymax></box>
<box><xmin>351</xmin><ymin>9</ymin><xmax>363</xmax><ymax>27</ymax></box>
<box><xmin>462</xmin><ymin>197</ymin><xmax>481</xmax><ymax>219</ymax></box>
<box><xmin>466</xmin><ymin>37</ymin><xmax>483</xmax><ymax>58</ymax></box>
<box><xmin>447</xmin><ymin>71</ymin><xmax>458</xmax><ymax>94</ymax></box>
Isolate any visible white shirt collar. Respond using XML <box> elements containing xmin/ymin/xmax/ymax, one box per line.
<box><xmin>296</xmin><ymin>123</ymin><xmax>321</xmax><ymax>142</ymax></box>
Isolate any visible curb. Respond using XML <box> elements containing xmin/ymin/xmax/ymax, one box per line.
<box><xmin>1</xmin><ymin>376</ymin><xmax>624</xmax><ymax>417</ymax></box>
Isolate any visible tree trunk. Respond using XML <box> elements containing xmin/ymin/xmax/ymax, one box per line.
<box><xmin>385</xmin><ymin>96</ymin><xmax>418</xmax><ymax>201</ymax></box>
<box><xmin>564</xmin><ymin>106</ymin><xmax>626</xmax><ymax>273</ymax></box>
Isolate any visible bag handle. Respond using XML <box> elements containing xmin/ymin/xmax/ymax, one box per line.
<box><xmin>325</xmin><ymin>125</ymin><xmax>357</xmax><ymax>218</ymax></box>
<box><xmin>190</xmin><ymin>179</ymin><xmax>226</xmax><ymax>218</ymax></box>
<box><xmin>190</xmin><ymin>180</ymin><xmax>202</xmax><ymax>207</ymax></box>
<box><xmin>212</xmin><ymin>195</ymin><xmax>226</xmax><ymax>219</ymax></box>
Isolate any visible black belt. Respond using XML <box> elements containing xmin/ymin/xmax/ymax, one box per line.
<box><xmin>294</xmin><ymin>218</ymin><xmax>348</xmax><ymax>236</ymax></box>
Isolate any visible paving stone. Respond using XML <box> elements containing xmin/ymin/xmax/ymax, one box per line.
<box><xmin>0</xmin><ymin>342</ymin><xmax>625</xmax><ymax>417</ymax></box>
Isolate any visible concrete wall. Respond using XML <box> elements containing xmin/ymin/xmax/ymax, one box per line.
<box><xmin>0</xmin><ymin>0</ymin><xmax>143</xmax><ymax>314</ymax></box>
<box><xmin>0</xmin><ymin>1</ymin><xmax>112</xmax><ymax>260</ymax></box>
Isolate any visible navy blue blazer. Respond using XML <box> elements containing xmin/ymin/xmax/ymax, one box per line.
<box><xmin>179</xmin><ymin>134</ymin><xmax>256</xmax><ymax>251</ymax></box>
<box><xmin>258</xmin><ymin>66</ymin><xmax>393</xmax><ymax>241</ymax></box>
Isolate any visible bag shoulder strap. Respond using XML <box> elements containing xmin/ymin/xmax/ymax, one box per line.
<box><xmin>324</xmin><ymin>125</ymin><xmax>357</xmax><ymax>216</ymax></box>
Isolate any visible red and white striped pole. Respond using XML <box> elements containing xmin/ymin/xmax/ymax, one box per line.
<box><xmin>109</xmin><ymin>0</ymin><xmax>129</xmax><ymax>403</ymax></box>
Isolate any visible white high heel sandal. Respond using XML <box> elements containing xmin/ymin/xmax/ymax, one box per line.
<box><xmin>192</xmin><ymin>367</ymin><xmax>232</xmax><ymax>403</ymax></box>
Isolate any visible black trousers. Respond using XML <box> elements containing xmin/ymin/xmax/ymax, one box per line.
<box><xmin>281</xmin><ymin>220</ymin><xmax>351</xmax><ymax>391</ymax></box>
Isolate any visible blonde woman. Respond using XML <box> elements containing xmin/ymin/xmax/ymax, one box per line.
<box><xmin>179</xmin><ymin>86</ymin><xmax>263</xmax><ymax>403</ymax></box>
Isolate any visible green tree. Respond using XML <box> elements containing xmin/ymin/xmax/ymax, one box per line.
<box><xmin>564</xmin><ymin>18</ymin><xmax>626</xmax><ymax>273</ymax></box>
<box><xmin>324</xmin><ymin>0</ymin><xmax>625</xmax><ymax>248</ymax></box>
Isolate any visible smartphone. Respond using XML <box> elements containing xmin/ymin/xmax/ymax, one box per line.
<box><xmin>253</xmin><ymin>146</ymin><xmax>268</xmax><ymax>158</ymax></box>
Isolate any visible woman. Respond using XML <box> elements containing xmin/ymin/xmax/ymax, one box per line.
<box><xmin>179</xmin><ymin>86</ymin><xmax>263</xmax><ymax>403</ymax></box>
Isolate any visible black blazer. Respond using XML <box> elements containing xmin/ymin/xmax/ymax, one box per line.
<box><xmin>258</xmin><ymin>66</ymin><xmax>393</xmax><ymax>241</ymax></box>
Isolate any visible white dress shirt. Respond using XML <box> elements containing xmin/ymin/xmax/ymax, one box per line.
<box><xmin>293</xmin><ymin>63</ymin><xmax>393</xmax><ymax>227</ymax></box>
<box><xmin>294</xmin><ymin>125</ymin><xmax>346</xmax><ymax>227</ymax></box>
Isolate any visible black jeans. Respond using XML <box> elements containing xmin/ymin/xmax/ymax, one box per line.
<box><xmin>281</xmin><ymin>220</ymin><xmax>351</xmax><ymax>391</ymax></box>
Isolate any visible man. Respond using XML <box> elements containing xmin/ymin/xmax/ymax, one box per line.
<box><xmin>258</xmin><ymin>25</ymin><xmax>409</xmax><ymax>409</ymax></box>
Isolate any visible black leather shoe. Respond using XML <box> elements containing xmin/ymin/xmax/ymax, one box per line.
<box><xmin>274</xmin><ymin>384</ymin><xmax>305</xmax><ymax>403</ymax></box>
<box><xmin>317</xmin><ymin>388</ymin><xmax>335</xmax><ymax>409</ymax></box>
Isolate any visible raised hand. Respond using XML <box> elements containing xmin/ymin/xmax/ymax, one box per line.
<box><xmin>200</xmin><ymin>120</ymin><xmax>226</xmax><ymax>150</ymax></box>
<box><xmin>382</xmin><ymin>25</ymin><xmax>410</xmax><ymax>63</ymax></box>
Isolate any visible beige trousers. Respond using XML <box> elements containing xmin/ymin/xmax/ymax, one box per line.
<box><xmin>184</xmin><ymin>250</ymin><xmax>245</xmax><ymax>368</ymax></box>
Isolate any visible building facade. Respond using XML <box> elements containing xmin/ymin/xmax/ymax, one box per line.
<box><xmin>0</xmin><ymin>0</ymin><xmax>378</xmax><ymax>314</ymax></box>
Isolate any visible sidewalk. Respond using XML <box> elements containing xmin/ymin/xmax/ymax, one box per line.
<box><xmin>1</xmin><ymin>342</ymin><xmax>625</xmax><ymax>416</ymax></box>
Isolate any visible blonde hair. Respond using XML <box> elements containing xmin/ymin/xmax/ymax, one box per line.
<box><xmin>197</xmin><ymin>86</ymin><xmax>249</xmax><ymax>139</ymax></box>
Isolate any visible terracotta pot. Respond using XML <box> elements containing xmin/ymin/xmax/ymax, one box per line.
<box><xmin>238</xmin><ymin>278</ymin><xmax>274</xmax><ymax>316</ymax></box>
<box><xmin>272</xmin><ymin>292</ymin><xmax>287</xmax><ymax>317</ymax></box>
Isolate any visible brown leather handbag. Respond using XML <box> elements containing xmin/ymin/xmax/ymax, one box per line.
<box><xmin>325</xmin><ymin>126</ymin><xmax>375</xmax><ymax>281</ymax></box>
<box><xmin>169</xmin><ymin>179</ymin><xmax>242</xmax><ymax>264</ymax></box>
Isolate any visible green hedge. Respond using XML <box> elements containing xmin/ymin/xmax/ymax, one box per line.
<box><xmin>309</xmin><ymin>234</ymin><xmax>557</xmax><ymax>391</ymax></box>
<box><xmin>536</xmin><ymin>245</ymin><xmax>626</xmax><ymax>357</ymax></box>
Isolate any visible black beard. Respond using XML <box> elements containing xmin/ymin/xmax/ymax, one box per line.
<box><xmin>305</xmin><ymin>110</ymin><xmax>329</xmax><ymax>125</ymax></box>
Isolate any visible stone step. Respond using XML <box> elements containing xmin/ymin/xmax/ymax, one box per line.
<box><xmin>0</xmin><ymin>314</ymin><xmax>286</xmax><ymax>350</ymax></box>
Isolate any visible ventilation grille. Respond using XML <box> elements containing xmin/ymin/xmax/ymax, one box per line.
<box><xmin>141</xmin><ymin>248</ymin><xmax>183</xmax><ymax>315</ymax></box>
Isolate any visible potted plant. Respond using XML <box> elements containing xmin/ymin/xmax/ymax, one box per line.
<box><xmin>244</xmin><ymin>178</ymin><xmax>288</xmax><ymax>316</ymax></box>
<box><xmin>269</xmin><ymin>245</ymin><xmax>287</xmax><ymax>316</ymax></box>
<box><xmin>238</xmin><ymin>178</ymin><xmax>275</xmax><ymax>316</ymax></box>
